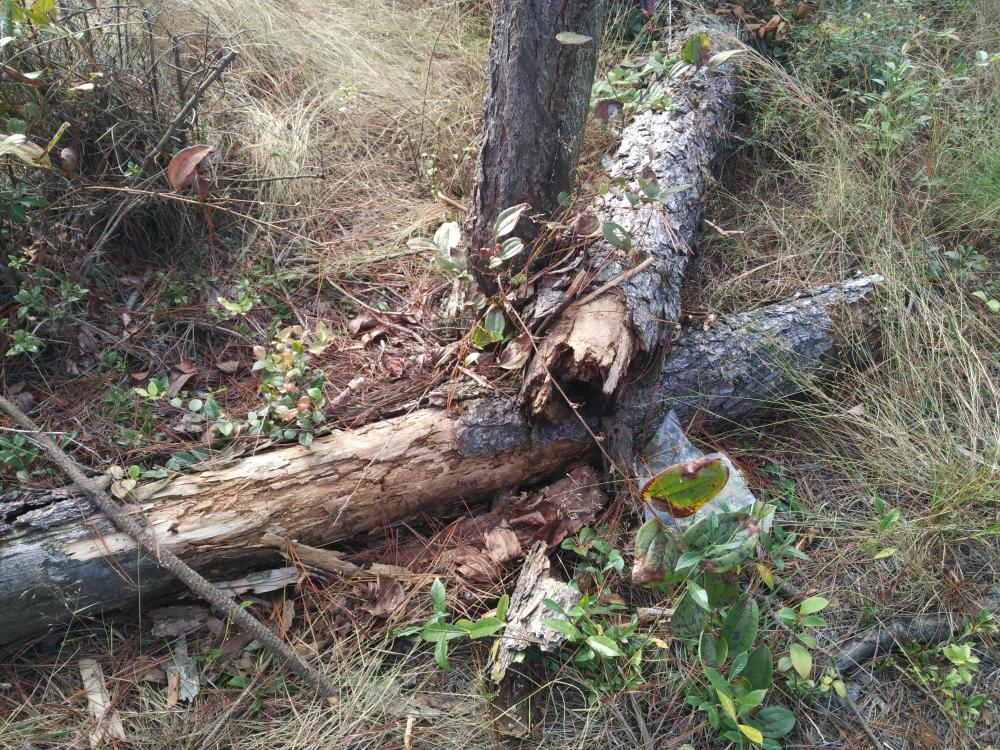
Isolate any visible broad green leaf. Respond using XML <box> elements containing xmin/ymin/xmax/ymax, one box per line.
<box><xmin>433</xmin><ymin>221</ymin><xmax>461</xmax><ymax>254</ymax></box>
<box><xmin>797</xmin><ymin>632</ymin><xmax>817</xmax><ymax>649</ymax></box>
<box><xmin>493</xmin><ymin>203</ymin><xmax>529</xmax><ymax>238</ymax></box>
<box><xmin>642</xmin><ymin>457</ymin><xmax>729</xmax><ymax>518</ymax></box>
<box><xmin>421</xmin><ymin>621</ymin><xmax>466</xmax><ymax>643</ymax></box>
<box><xmin>743</xmin><ymin>646</ymin><xmax>773</xmax><ymax>690</ymax></box>
<box><xmin>705</xmin><ymin>572</ymin><xmax>741</xmax><ymax>607</ymax></box>
<box><xmin>699</xmin><ymin>632</ymin><xmax>728</xmax><ymax>668</ymax></box>
<box><xmin>703</xmin><ymin>666</ymin><xmax>731</xmax><ymax>697</ymax></box>
<box><xmin>687</xmin><ymin>579</ymin><xmax>710</xmax><ymax>611</ymax></box>
<box><xmin>496</xmin><ymin>594</ymin><xmax>509</xmax><ymax>622</ymax></box>
<box><xmin>498</xmin><ymin>236</ymin><xmax>524</xmax><ymax>260</ymax></box>
<box><xmin>587</xmin><ymin>635</ymin><xmax>626</xmax><ymax>658</ymax></box>
<box><xmin>672</xmin><ymin>589</ymin><xmax>710</xmax><ymax>638</ymax></box>
<box><xmin>434</xmin><ymin>638</ymin><xmax>451</xmax><ymax>671</ymax></box>
<box><xmin>632</xmin><ymin>518</ymin><xmax>682</xmax><ymax>586</ymax></box>
<box><xmin>775</xmin><ymin>607</ymin><xmax>797</xmax><ymax>624</ymax></box>
<box><xmin>675</xmin><ymin>551</ymin><xmax>704</xmax><ymax>572</ymax></box>
<box><xmin>680</xmin><ymin>33</ymin><xmax>711</xmax><ymax>66</ymax></box>
<box><xmin>406</xmin><ymin>237</ymin><xmax>440</xmax><ymax>252</ymax></box>
<box><xmin>430</xmin><ymin>578</ymin><xmax>446</xmax><ymax>613</ymax></box>
<box><xmin>730</xmin><ymin>650</ymin><xmax>749</xmax><ymax>678</ymax></box>
<box><xmin>799</xmin><ymin>596</ymin><xmax>829</xmax><ymax>615</ymax></box>
<box><xmin>756</xmin><ymin>563</ymin><xmax>775</xmax><ymax>590</ymax></box>
<box><xmin>455</xmin><ymin>616</ymin><xmax>504</xmax><ymax>639</ymax></box>
<box><xmin>736</xmin><ymin>689</ymin><xmax>767</xmax><ymax>708</ymax></box>
<box><xmin>542</xmin><ymin>598</ymin><xmax>567</xmax><ymax>615</ymax></box>
<box><xmin>542</xmin><ymin>617</ymin><xmax>582</xmax><ymax>640</ymax></box>
<box><xmin>873</xmin><ymin>547</ymin><xmax>897</xmax><ymax>559</ymax></box>
<box><xmin>717</xmin><ymin>689</ymin><xmax>737</xmax><ymax>722</ymax></box>
<box><xmin>799</xmin><ymin>615</ymin><xmax>827</xmax><ymax>628</ymax></box>
<box><xmin>683</xmin><ymin>511</ymin><xmax>746</xmax><ymax>549</ymax></box>
<box><xmin>602</xmin><ymin>221</ymin><xmax>632</xmax><ymax>251</ymax></box>
<box><xmin>755</xmin><ymin>706</ymin><xmax>796</xmax><ymax>738</ymax></box>
<box><xmin>721</xmin><ymin>595</ymin><xmax>760</xmax><ymax>657</ymax></box>
<box><xmin>738</xmin><ymin>724</ymin><xmax>763</xmax><ymax>744</ymax></box>
<box><xmin>556</xmin><ymin>31</ymin><xmax>593</xmax><ymax>44</ymax></box>
<box><xmin>789</xmin><ymin>643</ymin><xmax>812</xmax><ymax>679</ymax></box>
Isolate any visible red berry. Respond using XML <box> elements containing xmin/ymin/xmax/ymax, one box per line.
<box><xmin>555</xmin><ymin>234</ymin><xmax>562</xmax><ymax>242</ymax></box>
<box><xmin>642</xmin><ymin>9</ymin><xmax>650</xmax><ymax>18</ymax></box>
<box><xmin>647</xmin><ymin>23</ymin><xmax>654</xmax><ymax>32</ymax></box>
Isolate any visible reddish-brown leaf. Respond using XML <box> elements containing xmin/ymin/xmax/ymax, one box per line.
<box><xmin>167</xmin><ymin>145</ymin><xmax>212</xmax><ymax>191</ymax></box>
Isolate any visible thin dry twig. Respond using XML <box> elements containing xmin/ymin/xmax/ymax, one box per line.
<box><xmin>140</xmin><ymin>50</ymin><xmax>238</xmax><ymax>173</ymax></box>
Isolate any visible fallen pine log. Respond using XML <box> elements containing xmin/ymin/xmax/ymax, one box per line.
<box><xmin>521</xmin><ymin>22</ymin><xmax>739</xmax><ymax>421</ymax></box>
<box><xmin>0</xmin><ymin>276</ymin><xmax>879</xmax><ymax>646</ymax></box>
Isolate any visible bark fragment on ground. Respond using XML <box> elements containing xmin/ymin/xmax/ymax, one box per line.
<box><xmin>521</xmin><ymin>37</ymin><xmax>739</xmax><ymax>420</ymax></box>
<box><xmin>489</xmin><ymin>541</ymin><xmax>580</xmax><ymax>684</ymax></box>
<box><xmin>0</xmin><ymin>276</ymin><xmax>880</xmax><ymax>646</ymax></box>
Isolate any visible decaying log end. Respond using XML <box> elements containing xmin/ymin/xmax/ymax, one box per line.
<box><xmin>521</xmin><ymin>293</ymin><xmax>636</xmax><ymax>423</ymax></box>
<box><xmin>521</xmin><ymin>52</ymin><xmax>739</xmax><ymax>422</ymax></box>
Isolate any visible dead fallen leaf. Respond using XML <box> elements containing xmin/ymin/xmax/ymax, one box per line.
<box><xmin>277</xmin><ymin>598</ymin><xmax>295</xmax><ymax>639</ymax></box>
<box><xmin>347</xmin><ymin>312</ymin><xmax>377</xmax><ymax>336</ymax></box>
<box><xmin>140</xmin><ymin>668</ymin><xmax>167</xmax><ymax>685</ymax></box>
<box><xmin>484</xmin><ymin>527</ymin><xmax>522</xmax><ymax>564</ymax></box>
<box><xmin>166</xmin><ymin>370</ymin><xmax>195</xmax><ymax>398</ymax></box>
<box><xmin>364</xmin><ymin>575</ymin><xmax>408</xmax><ymax>618</ymax></box>
<box><xmin>167</xmin><ymin>145</ymin><xmax>213</xmax><ymax>191</ymax></box>
<box><xmin>60</xmin><ymin>147</ymin><xmax>79</xmax><ymax>173</ymax></box>
<box><xmin>151</xmin><ymin>605</ymin><xmax>211</xmax><ymax>638</ymax></box>
<box><xmin>216</xmin><ymin>360</ymin><xmax>239</xmax><ymax>374</ymax></box>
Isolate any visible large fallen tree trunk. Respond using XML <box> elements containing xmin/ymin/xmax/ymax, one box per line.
<box><xmin>0</xmin><ymin>277</ymin><xmax>878</xmax><ymax>645</ymax></box>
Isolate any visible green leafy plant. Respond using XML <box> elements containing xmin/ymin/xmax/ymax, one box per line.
<box><xmin>538</xmin><ymin>529</ymin><xmax>661</xmax><ymax>699</ymax></box>
<box><xmin>905</xmin><ymin>611</ymin><xmax>995</xmax><ymax>727</ymax></box>
<box><xmin>408</xmin><ymin>220</ymin><xmax>465</xmax><ymax>277</ymax></box>
<box><xmin>107</xmin><ymin>464</ymin><xmax>168</xmax><ymax>499</ymax></box>
<box><xmin>393</xmin><ymin>578</ymin><xmax>508</xmax><ymax>671</ymax></box>
<box><xmin>0</xmin><ymin>432</ymin><xmax>71</xmax><ymax>480</ymax></box>
<box><xmin>590</xmin><ymin>52</ymin><xmax>672</xmax><ymax>126</ymax></box>
<box><xmin>249</xmin><ymin>324</ymin><xmax>333</xmax><ymax>447</ymax></box>
<box><xmin>775</xmin><ymin>596</ymin><xmax>830</xmax><ymax>691</ymax></box>
<box><xmin>134</xmin><ymin>377</ymin><xmax>169</xmax><ymax>402</ymax></box>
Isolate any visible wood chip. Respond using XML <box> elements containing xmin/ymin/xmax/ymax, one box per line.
<box><xmin>78</xmin><ymin>658</ymin><xmax>126</xmax><ymax>747</ymax></box>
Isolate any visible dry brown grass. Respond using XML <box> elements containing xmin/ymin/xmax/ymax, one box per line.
<box><xmin>167</xmin><ymin>0</ymin><xmax>488</xmax><ymax>264</ymax></box>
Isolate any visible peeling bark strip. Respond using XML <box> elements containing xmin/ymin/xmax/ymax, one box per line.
<box><xmin>522</xmin><ymin>30</ymin><xmax>739</xmax><ymax>420</ymax></box>
<box><xmin>0</xmin><ymin>278</ymin><xmax>879</xmax><ymax>645</ymax></box>
<box><xmin>466</xmin><ymin>0</ymin><xmax>603</xmax><ymax>285</ymax></box>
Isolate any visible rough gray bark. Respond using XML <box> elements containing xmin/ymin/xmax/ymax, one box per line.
<box><xmin>0</xmin><ymin>277</ymin><xmax>879</xmax><ymax>646</ymax></box>
<box><xmin>521</xmin><ymin>30</ymin><xmax>740</xmax><ymax>420</ymax></box>
<box><xmin>466</xmin><ymin>0</ymin><xmax>603</xmax><ymax>288</ymax></box>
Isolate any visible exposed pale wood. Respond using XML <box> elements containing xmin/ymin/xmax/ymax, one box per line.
<box><xmin>0</xmin><ymin>276</ymin><xmax>880</xmax><ymax>645</ymax></box>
